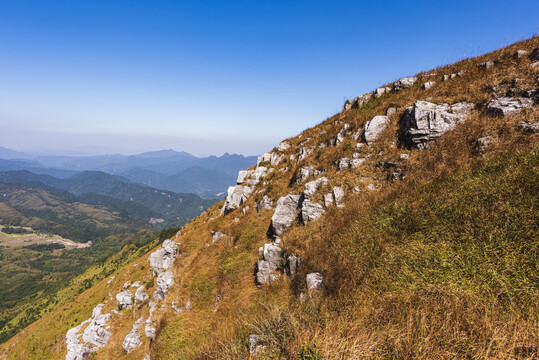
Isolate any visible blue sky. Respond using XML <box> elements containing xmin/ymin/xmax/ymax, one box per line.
<box><xmin>0</xmin><ymin>0</ymin><xmax>538</xmax><ymax>156</ymax></box>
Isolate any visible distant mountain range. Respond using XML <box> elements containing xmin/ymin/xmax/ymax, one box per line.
<box><xmin>0</xmin><ymin>147</ymin><xmax>258</xmax><ymax>198</ymax></box>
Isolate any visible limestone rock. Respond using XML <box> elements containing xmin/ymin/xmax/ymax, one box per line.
<box><xmin>343</xmin><ymin>92</ymin><xmax>372</xmax><ymax>111</ymax></box>
<box><xmin>517</xmin><ymin>121</ymin><xmax>539</xmax><ymax>133</ymax></box>
<box><xmin>255</xmin><ymin>259</ymin><xmax>278</xmax><ymax>285</ymax></box>
<box><xmin>116</xmin><ymin>291</ymin><xmax>133</xmax><ymax>309</ymax></box>
<box><xmin>263</xmin><ymin>243</ymin><xmax>284</xmax><ymax>269</ymax></box>
<box><xmin>245</xmin><ymin>167</ymin><xmax>272</xmax><ymax>186</ymax></box>
<box><xmin>145</xmin><ymin>319</ymin><xmax>156</xmax><ymax>340</ymax></box>
<box><xmin>122</xmin><ymin>317</ymin><xmax>143</xmax><ymax>353</ymax></box>
<box><xmin>301</xmin><ymin>200</ymin><xmax>325</xmax><ymax>223</ymax></box>
<box><xmin>297</xmin><ymin>165</ymin><xmax>314</xmax><ymax>183</ymax></box>
<box><xmin>298</xmin><ymin>146</ymin><xmax>315</xmax><ymax>161</ymax></box>
<box><xmin>149</xmin><ymin>240</ymin><xmax>178</xmax><ymax>275</ymax></box>
<box><xmin>304</xmin><ymin>177</ymin><xmax>328</xmax><ymax>198</ymax></box>
<box><xmin>479</xmin><ymin>60</ymin><xmax>494</xmax><ymax>70</ymax></box>
<box><xmin>134</xmin><ymin>285</ymin><xmax>149</xmax><ymax>305</ymax></box>
<box><xmin>393</xmin><ymin>76</ymin><xmax>417</xmax><ymax>91</ymax></box>
<box><xmin>386</xmin><ymin>106</ymin><xmax>398</xmax><ymax>116</ymax></box>
<box><xmin>514</xmin><ymin>50</ymin><xmax>528</xmax><ymax>59</ymax></box>
<box><xmin>350</xmin><ymin>157</ymin><xmax>366</xmax><ymax>168</ymax></box>
<box><xmin>323</xmin><ymin>192</ymin><xmax>334</xmax><ymax>207</ymax></box>
<box><xmin>476</xmin><ymin>136</ymin><xmax>493</xmax><ymax>152</ymax></box>
<box><xmin>211</xmin><ymin>231</ymin><xmax>227</xmax><ymax>243</ymax></box>
<box><xmin>257</xmin><ymin>152</ymin><xmax>272</xmax><ymax>165</ymax></box>
<box><xmin>338</xmin><ymin>157</ymin><xmax>350</xmax><ymax>170</ymax></box>
<box><xmin>333</xmin><ymin>186</ymin><xmax>345</xmax><ymax>207</ymax></box>
<box><xmin>306</xmin><ymin>273</ymin><xmax>324</xmax><ymax>292</ymax></box>
<box><xmin>374</xmin><ymin>86</ymin><xmax>390</xmax><ymax>98</ymax></box>
<box><xmin>278</xmin><ymin>141</ymin><xmax>290</xmax><ymax>151</ymax></box>
<box><xmin>153</xmin><ymin>270</ymin><xmax>174</xmax><ymax>300</ymax></box>
<box><xmin>221</xmin><ymin>185</ymin><xmax>253</xmax><ymax>215</ymax></box>
<box><xmin>256</xmin><ymin>195</ymin><xmax>273</xmax><ymax>212</ymax></box>
<box><xmin>364</xmin><ymin>115</ymin><xmax>390</xmax><ymax>145</ymax></box>
<box><xmin>236</xmin><ymin>170</ymin><xmax>253</xmax><ymax>184</ymax></box>
<box><xmin>486</xmin><ymin>97</ymin><xmax>534</xmax><ymax>117</ymax></box>
<box><xmin>401</xmin><ymin>100</ymin><xmax>474</xmax><ymax>149</ymax></box>
<box><xmin>65</xmin><ymin>304</ymin><xmax>111</xmax><ymax>360</ymax></box>
<box><xmin>285</xmin><ymin>254</ymin><xmax>301</xmax><ymax>277</ymax></box>
<box><xmin>529</xmin><ymin>47</ymin><xmax>539</xmax><ymax>61</ymax></box>
<box><xmin>422</xmin><ymin>81</ymin><xmax>435</xmax><ymax>90</ymax></box>
<box><xmin>270</xmin><ymin>195</ymin><xmax>302</xmax><ymax>236</ymax></box>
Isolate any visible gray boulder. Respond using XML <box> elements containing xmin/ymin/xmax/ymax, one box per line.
<box><xmin>374</xmin><ymin>86</ymin><xmax>390</xmax><ymax>98</ymax></box>
<box><xmin>122</xmin><ymin>317</ymin><xmax>144</xmax><ymax>353</ymax></box>
<box><xmin>338</xmin><ymin>157</ymin><xmax>350</xmax><ymax>170</ymax></box>
<box><xmin>221</xmin><ymin>185</ymin><xmax>253</xmax><ymax>215</ymax></box>
<box><xmin>422</xmin><ymin>81</ymin><xmax>435</xmax><ymax>90</ymax></box>
<box><xmin>401</xmin><ymin>100</ymin><xmax>474</xmax><ymax>149</ymax></box>
<box><xmin>479</xmin><ymin>60</ymin><xmax>494</xmax><ymax>70</ymax></box>
<box><xmin>486</xmin><ymin>97</ymin><xmax>534</xmax><ymax>117</ymax></box>
<box><xmin>134</xmin><ymin>285</ymin><xmax>149</xmax><ymax>305</ymax></box>
<box><xmin>255</xmin><ymin>259</ymin><xmax>278</xmax><ymax>285</ymax></box>
<box><xmin>298</xmin><ymin>146</ymin><xmax>315</xmax><ymax>161</ymax></box>
<box><xmin>301</xmin><ymin>200</ymin><xmax>325</xmax><ymax>223</ymax></box>
<box><xmin>514</xmin><ymin>50</ymin><xmax>528</xmax><ymax>59</ymax></box>
<box><xmin>270</xmin><ymin>195</ymin><xmax>302</xmax><ymax>236</ymax></box>
<box><xmin>211</xmin><ymin>231</ymin><xmax>227</xmax><ymax>243</ymax></box>
<box><xmin>256</xmin><ymin>195</ymin><xmax>274</xmax><ymax>211</ymax></box>
<box><xmin>517</xmin><ymin>121</ymin><xmax>539</xmax><ymax>133</ymax></box>
<box><xmin>255</xmin><ymin>243</ymin><xmax>284</xmax><ymax>285</ymax></box>
<box><xmin>343</xmin><ymin>92</ymin><xmax>372</xmax><ymax>111</ymax></box>
<box><xmin>333</xmin><ymin>186</ymin><xmax>345</xmax><ymax>207</ymax></box>
<box><xmin>364</xmin><ymin>115</ymin><xmax>390</xmax><ymax>145</ymax></box>
<box><xmin>116</xmin><ymin>291</ymin><xmax>133</xmax><ymax>309</ymax></box>
<box><xmin>393</xmin><ymin>76</ymin><xmax>417</xmax><ymax>91</ymax></box>
<box><xmin>297</xmin><ymin>165</ymin><xmax>314</xmax><ymax>183</ymax></box>
<box><xmin>286</xmin><ymin>254</ymin><xmax>301</xmax><ymax>277</ymax></box>
<box><xmin>278</xmin><ymin>141</ymin><xmax>290</xmax><ymax>151</ymax></box>
<box><xmin>149</xmin><ymin>240</ymin><xmax>177</xmax><ymax>276</ymax></box>
<box><xmin>304</xmin><ymin>177</ymin><xmax>328</xmax><ymax>199</ymax></box>
<box><xmin>153</xmin><ymin>270</ymin><xmax>174</xmax><ymax>300</ymax></box>
<box><xmin>350</xmin><ymin>157</ymin><xmax>366</xmax><ymax>168</ymax></box>
<box><xmin>323</xmin><ymin>193</ymin><xmax>334</xmax><ymax>207</ymax></box>
<box><xmin>306</xmin><ymin>273</ymin><xmax>325</xmax><ymax>293</ymax></box>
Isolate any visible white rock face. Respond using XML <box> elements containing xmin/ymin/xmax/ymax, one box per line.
<box><xmin>333</xmin><ymin>186</ymin><xmax>345</xmax><ymax>207</ymax></box>
<box><xmin>257</xmin><ymin>152</ymin><xmax>272</xmax><ymax>165</ymax></box>
<box><xmin>343</xmin><ymin>92</ymin><xmax>372</xmax><ymax>111</ymax></box>
<box><xmin>304</xmin><ymin>177</ymin><xmax>328</xmax><ymax>199</ymax></box>
<box><xmin>153</xmin><ymin>270</ymin><xmax>174</xmax><ymax>300</ymax></box>
<box><xmin>401</xmin><ymin>100</ymin><xmax>474</xmax><ymax>149</ymax></box>
<box><xmin>221</xmin><ymin>185</ymin><xmax>253</xmax><ymax>215</ymax></box>
<box><xmin>350</xmin><ymin>158</ymin><xmax>366</xmax><ymax>168</ymax></box>
<box><xmin>422</xmin><ymin>81</ymin><xmax>435</xmax><ymax>90</ymax></box>
<box><xmin>393</xmin><ymin>76</ymin><xmax>417</xmax><ymax>91</ymax></box>
<box><xmin>236</xmin><ymin>170</ymin><xmax>253</xmax><ymax>184</ymax></box>
<box><xmin>298</xmin><ymin>146</ymin><xmax>315</xmax><ymax>162</ymax></box>
<box><xmin>256</xmin><ymin>195</ymin><xmax>273</xmax><ymax>212</ymax></box>
<box><xmin>278</xmin><ymin>141</ymin><xmax>290</xmax><ymax>151</ymax></box>
<box><xmin>270</xmin><ymin>195</ymin><xmax>303</xmax><ymax>236</ymax></box>
<box><xmin>486</xmin><ymin>97</ymin><xmax>534</xmax><ymax>117</ymax></box>
<box><xmin>297</xmin><ymin>165</ymin><xmax>314</xmax><ymax>183</ymax></box>
<box><xmin>323</xmin><ymin>193</ymin><xmax>334</xmax><ymax>207</ymax></box>
<box><xmin>65</xmin><ymin>304</ymin><xmax>111</xmax><ymax>360</ymax></box>
<box><xmin>338</xmin><ymin>158</ymin><xmax>350</xmax><ymax>170</ymax></box>
<box><xmin>306</xmin><ymin>273</ymin><xmax>325</xmax><ymax>292</ymax></box>
<box><xmin>122</xmin><ymin>317</ymin><xmax>144</xmax><ymax>353</ymax></box>
<box><xmin>301</xmin><ymin>200</ymin><xmax>325</xmax><ymax>223</ymax></box>
<box><xmin>134</xmin><ymin>285</ymin><xmax>149</xmax><ymax>305</ymax></box>
<box><xmin>364</xmin><ymin>116</ymin><xmax>390</xmax><ymax>145</ymax></box>
<box><xmin>255</xmin><ymin>243</ymin><xmax>284</xmax><ymax>285</ymax></box>
<box><xmin>211</xmin><ymin>231</ymin><xmax>227</xmax><ymax>243</ymax></box>
<box><xmin>116</xmin><ymin>291</ymin><xmax>133</xmax><ymax>309</ymax></box>
<box><xmin>149</xmin><ymin>240</ymin><xmax>178</xmax><ymax>275</ymax></box>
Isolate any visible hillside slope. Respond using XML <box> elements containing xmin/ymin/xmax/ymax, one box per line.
<box><xmin>1</xmin><ymin>37</ymin><xmax>538</xmax><ymax>360</ymax></box>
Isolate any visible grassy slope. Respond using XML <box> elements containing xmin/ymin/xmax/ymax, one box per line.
<box><xmin>1</xmin><ymin>37</ymin><xmax>538</xmax><ymax>359</ymax></box>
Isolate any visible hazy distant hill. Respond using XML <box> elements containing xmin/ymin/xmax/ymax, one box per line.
<box><xmin>0</xmin><ymin>149</ymin><xmax>257</xmax><ymax>198</ymax></box>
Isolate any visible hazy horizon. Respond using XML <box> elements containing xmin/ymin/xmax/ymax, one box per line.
<box><xmin>1</xmin><ymin>0</ymin><xmax>538</xmax><ymax>157</ymax></box>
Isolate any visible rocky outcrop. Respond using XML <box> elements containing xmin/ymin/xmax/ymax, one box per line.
<box><xmin>479</xmin><ymin>60</ymin><xmax>494</xmax><ymax>70</ymax></box>
<box><xmin>374</xmin><ymin>86</ymin><xmax>390</xmax><ymax>98</ymax></box>
<box><xmin>517</xmin><ymin>121</ymin><xmax>539</xmax><ymax>133</ymax></box>
<box><xmin>304</xmin><ymin>177</ymin><xmax>328</xmax><ymax>199</ymax></box>
<box><xmin>364</xmin><ymin>115</ymin><xmax>390</xmax><ymax>145</ymax></box>
<box><xmin>211</xmin><ymin>231</ymin><xmax>227</xmax><ymax>243</ymax></box>
<box><xmin>285</xmin><ymin>254</ymin><xmax>301</xmax><ymax>277</ymax></box>
<box><xmin>306</xmin><ymin>273</ymin><xmax>324</xmax><ymax>293</ymax></box>
<box><xmin>485</xmin><ymin>97</ymin><xmax>534</xmax><ymax>117</ymax></box>
<box><xmin>65</xmin><ymin>304</ymin><xmax>111</xmax><ymax>360</ymax></box>
<box><xmin>221</xmin><ymin>185</ymin><xmax>253</xmax><ymax>215</ymax></box>
<box><xmin>422</xmin><ymin>81</ymin><xmax>435</xmax><ymax>90</ymax></box>
<box><xmin>116</xmin><ymin>291</ymin><xmax>133</xmax><ymax>309</ymax></box>
<box><xmin>393</xmin><ymin>76</ymin><xmax>417</xmax><ymax>91</ymax></box>
<box><xmin>334</xmin><ymin>124</ymin><xmax>349</xmax><ymax>146</ymax></box>
<box><xmin>301</xmin><ymin>200</ymin><xmax>325</xmax><ymax>223</ymax></box>
<box><xmin>338</xmin><ymin>157</ymin><xmax>350</xmax><ymax>170</ymax></box>
<box><xmin>333</xmin><ymin>186</ymin><xmax>345</xmax><ymax>207</ymax></box>
<box><xmin>278</xmin><ymin>141</ymin><xmax>290</xmax><ymax>151</ymax></box>
<box><xmin>134</xmin><ymin>285</ymin><xmax>149</xmax><ymax>306</ymax></box>
<box><xmin>256</xmin><ymin>195</ymin><xmax>273</xmax><ymax>211</ymax></box>
<box><xmin>255</xmin><ymin>243</ymin><xmax>284</xmax><ymax>285</ymax></box>
<box><xmin>270</xmin><ymin>195</ymin><xmax>302</xmax><ymax>236</ymax></box>
<box><xmin>400</xmin><ymin>100</ymin><xmax>474</xmax><ymax>149</ymax></box>
<box><xmin>298</xmin><ymin>146</ymin><xmax>315</xmax><ymax>161</ymax></box>
<box><xmin>153</xmin><ymin>270</ymin><xmax>174</xmax><ymax>300</ymax></box>
<box><xmin>122</xmin><ymin>317</ymin><xmax>144</xmax><ymax>353</ymax></box>
<box><xmin>343</xmin><ymin>92</ymin><xmax>372</xmax><ymax>111</ymax></box>
<box><xmin>149</xmin><ymin>240</ymin><xmax>178</xmax><ymax>276</ymax></box>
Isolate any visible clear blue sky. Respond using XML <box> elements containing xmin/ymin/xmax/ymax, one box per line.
<box><xmin>0</xmin><ymin>0</ymin><xmax>537</xmax><ymax>156</ymax></box>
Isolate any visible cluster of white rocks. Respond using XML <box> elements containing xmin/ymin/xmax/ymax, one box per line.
<box><xmin>65</xmin><ymin>305</ymin><xmax>112</xmax><ymax>360</ymax></box>
<box><xmin>343</xmin><ymin>76</ymin><xmax>418</xmax><ymax>111</ymax></box>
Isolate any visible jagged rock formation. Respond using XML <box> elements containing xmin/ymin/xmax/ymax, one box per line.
<box><xmin>486</xmin><ymin>97</ymin><xmax>534</xmax><ymax>117</ymax></box>
<box><xmin>122</xmin><ymin>317</ymin><xmax>144</xmax><ymax>352</ymax></box>
<box><xmin>364</xmin><ymin>115</ymin><xmax>390</xmax><ymax>145</ymax></box>
<box><xmin>255</xmin><ymin>243</ymin><xmax>284</xmax><ymax>285</ymax></box>
<box><xmin>65</xmin><ymin>305</ymin><xmax>111</xmax><ymax>360</ymax></box>
<box><xmin>153</xmin><ymin>270</ymin><xmax>174</xmax><ymax>300</ymax></box>
<box><xmin>116</xmin><ymin>291</ymin><xmax>133</xmax><ymax>309</ymax></box>
<box><xmin>149</xmin><ymin>239</ymin><xmax>178</xmax><ymax>275</ymax></box>
<box><xmin>400</xmin><ymin>100</ymin><xmax>474</xmax><ymax>149</ymax></box>
<box><xmin>270</xmin><ymin>195</ymin><xmax>303</xmax><ymax>236</ymax></box>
